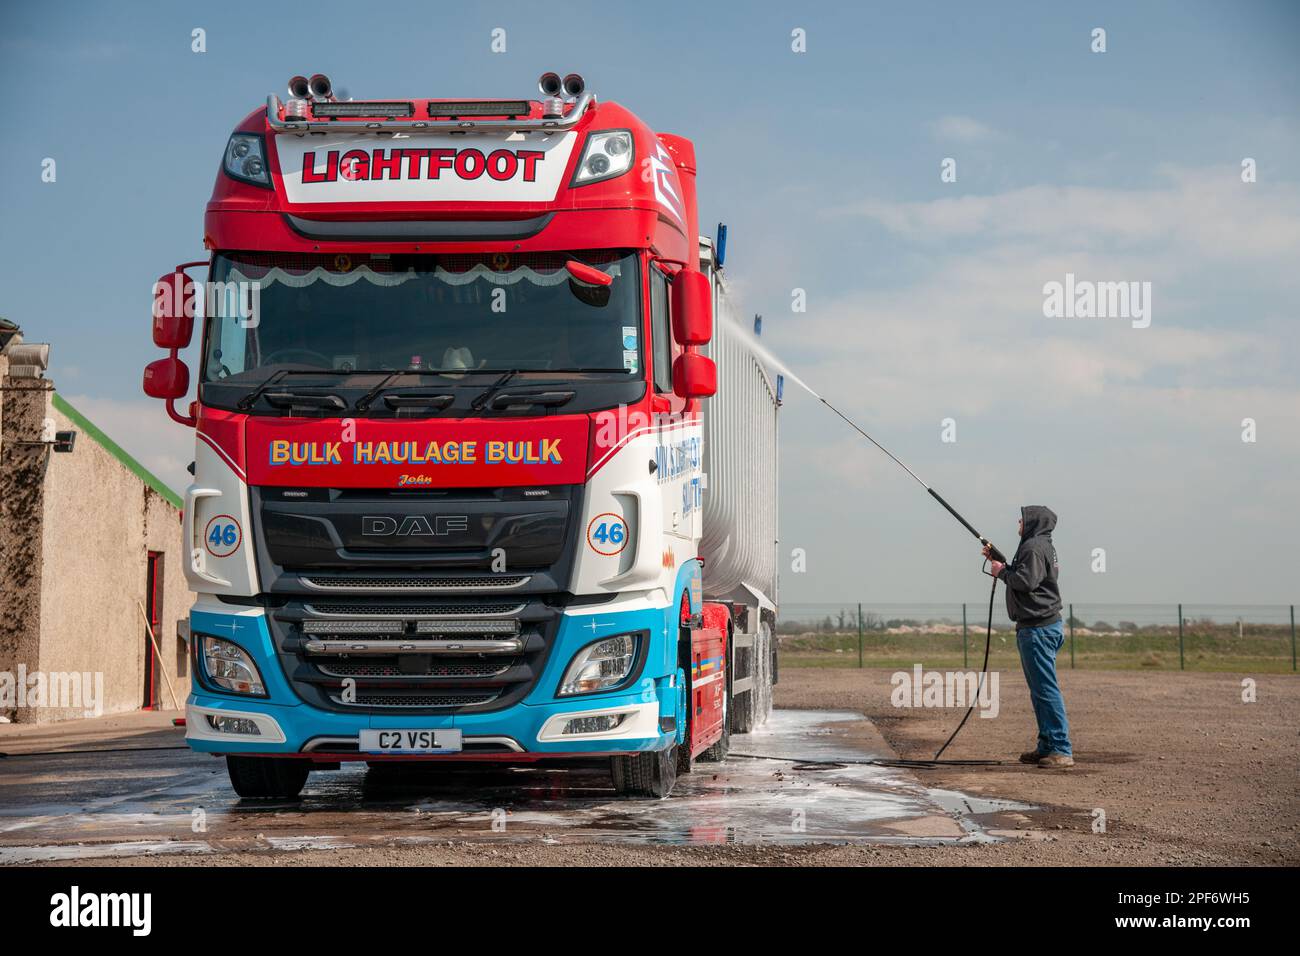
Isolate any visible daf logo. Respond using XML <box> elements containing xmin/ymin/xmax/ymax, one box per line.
<box><xmin>361</xmin><ymin>515</ymin><xmax>470</xmax><ymax>536</ymax></box>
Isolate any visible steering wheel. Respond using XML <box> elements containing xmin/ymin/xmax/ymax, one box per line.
<box><xmin>260</xmin><ymin>348</ymin><xmax>332</xmax><ymax>369</ymax></box>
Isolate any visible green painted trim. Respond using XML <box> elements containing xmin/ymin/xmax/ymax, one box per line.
<box><xmin>51</xmin><ymin>392</ymin><xmax>183</xmax><ymax>509</ymax></box>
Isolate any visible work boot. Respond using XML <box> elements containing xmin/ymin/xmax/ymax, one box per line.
<box><xmin>1037</xmin><ymin>753</ymin><xmax>1074</xmax><ymax>769</ymax></box>
<box><xmin>1019</xmin><ymin>750</ymin><xmax>1044</xmax><ymax>764</ymax></box>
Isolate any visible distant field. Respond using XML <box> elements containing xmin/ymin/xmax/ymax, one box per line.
<box><xmin>777</xmin><ymin>626</ymin><xmax>1298</xmax><ymax>674</ymax></box>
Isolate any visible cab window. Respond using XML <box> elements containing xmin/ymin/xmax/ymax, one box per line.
<box><xmin>650</xmin><ymin>267</ymin><xmax>673</xmax><ymax>393</ymax></box>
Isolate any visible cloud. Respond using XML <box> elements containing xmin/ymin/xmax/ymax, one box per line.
<box><xmin>60</xmin><ymin>394</ymin><xmax>192</xmax><ymax>497</ymax></box>
<box><xmin>928</xmin><ymin>115</ymin><xmax>997</xmax><ymax>143</ymax></box>
<box><xmin>762</xmin><ymin>165</ymin><xmax>1300</xmax><ymax>603</ymax></box>
<box><xmin>834</xmin><ymin>167</ymin><xmax>1300</xmax><ymax>267</ymax></box>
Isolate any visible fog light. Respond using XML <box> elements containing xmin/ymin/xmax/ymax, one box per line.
<box><xmin>562</xmin><ymin>714</ymin><xmax>627</xmax><ymax>735</ymax></box>
<box><xmin>206</xmin><ymin>715</ymin><xmax>262</xmax><ymax>736</ymax></box>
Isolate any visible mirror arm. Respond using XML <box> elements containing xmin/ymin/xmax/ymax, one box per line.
<box><xmin>166</xmin><ymin>398</ymin><xmax>197</xmax><ymax>427</ymax></box>
<box><xmin>164</xmin><ymin>346</ymin><xmax>197</xmax><ymax>427</ymax></box>
<box><xmin>162</xmin><ymin>258</ymin><xmax>206</xmax><ymax>426</ymax></box>
<box><xmin>649</xmin><ymin>255</ymin><xmax>687</xmax><ymax>273</ymax></box>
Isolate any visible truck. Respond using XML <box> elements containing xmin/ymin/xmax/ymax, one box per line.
<box><xmin>142</xmin><ymin>71</ymin><xmax>778</xmax><ymax>799</ymax></box>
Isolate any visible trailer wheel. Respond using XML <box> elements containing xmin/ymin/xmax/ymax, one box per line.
<box><xmin>755</xmin><ymin>621</ymin><xmax>774</xmax><ymax>725</ymax></box>
<box><xmin>610</xmin><ymin>746</ymin><xmax>678</xmax><ymax>798</ymax></box>
<box><xmin>226</xmin><ymin>755</ymin><xmax>309</xmax><ymax>800</ymax></box>
<box><xmin>731</xmin><ymin>666</ymin><xmax>757</xmax><ymax>735</ymax></box>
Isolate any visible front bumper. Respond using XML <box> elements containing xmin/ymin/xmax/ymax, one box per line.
<box><xmin>187</xmin><ymin>690</ymin><xmax>671</xmax><ymax>759</ymax></box>
<box><xmin>185</xmin><ymin>594</ymin><xmax>690</xmax><ymax>759</ymax></box>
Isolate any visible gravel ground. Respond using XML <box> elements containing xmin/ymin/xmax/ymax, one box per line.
<box><xmin>63</xmin><ymin>667</ymin><xmax>1298</xmax><ymax>867</ymax></box>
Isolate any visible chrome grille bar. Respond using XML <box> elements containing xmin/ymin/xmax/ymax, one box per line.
<box><xmin>302</xmin><ymin>638</ymin><xmax>523</xmax><ymax>656</ymax></box>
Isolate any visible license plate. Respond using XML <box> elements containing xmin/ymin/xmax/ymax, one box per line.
<box><xmin>359</xmin><ymin>729</ymin><xmax>463</xmax><ymax>754</ymax></box>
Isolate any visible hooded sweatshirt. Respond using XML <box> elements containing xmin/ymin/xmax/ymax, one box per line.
<box><xmin>998</xmin><ymin>505</ymin><xmax>1062</xmax><ymax>628</ymax></box>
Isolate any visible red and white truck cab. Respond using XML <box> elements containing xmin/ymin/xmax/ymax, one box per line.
<box><xmin>144</xmin><ymin>72</ymin><xmax>778</xmax><ymax>799</ymax></box>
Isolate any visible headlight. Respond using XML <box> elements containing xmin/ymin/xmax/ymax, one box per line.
<box><xmin>558</xmin><ymin>634</ymin><xmax>638</xmax><ymax>696</ymax></box>
<box><xmin>223</xmin><ymin>133</ymin><xmax>271</xmax><ymax>187</ymax></box>
<box><xmin>200</xmin><ymin>635</ymin><xmax>266</xmax><ymax>696</ymax></box>
<box><xmin>571</xmin><ymin>129</ymin><xmax>633</xmax><ymax>186</ymax></box>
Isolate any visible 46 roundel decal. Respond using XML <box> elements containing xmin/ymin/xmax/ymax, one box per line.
<box><xmin>204</xmin><ymin>515</ymin><xmax>242</xmax><ymax>558</ymax></box>
<box><xmin>586</xmin><ymin>513</ymin><xmax>627</xmax><ymax>556</ymax></box>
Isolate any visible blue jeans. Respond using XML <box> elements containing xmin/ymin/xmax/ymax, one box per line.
<box><xmin>1016</xmin><ymin>621</ymin><xmax>1072</xmax><ymax>756</ymax></box>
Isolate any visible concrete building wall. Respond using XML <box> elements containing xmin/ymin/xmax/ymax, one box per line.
<box><xmin>1</xmin><ymin>375</ymin><xmax>191</xmax><ymax>723</ymax></box>
<box><xmin>0</xmin><ymin>376</ymin><xmax>49</xmax><ymax>721</ymax></box>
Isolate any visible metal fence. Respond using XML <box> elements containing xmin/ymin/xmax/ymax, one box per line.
<box><xmin>776</xmin><ymin>603</ymin><xmax>1299</xmax><ymax>673</ymax></box>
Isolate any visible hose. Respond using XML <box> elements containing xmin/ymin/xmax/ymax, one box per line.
<box><xmin>932</xmin><ymin>572</ymin><xmax>998</xmax><ymax>760</ymax></box>
<box><xmin>730</xmin><ymin>573</ymin><xmax>1004</xmax><ymax>770</ymax></box>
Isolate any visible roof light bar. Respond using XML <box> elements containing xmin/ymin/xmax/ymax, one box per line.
<box><xmin>266</xmin><ymin>91</ymin><xmax>595</xmax><ymax>133</ymax></box>
<box><xmin>312</xmin><ymin>101</ymin><xmax>414</xmax><ymax>118</ymax></box>
<box><xmin>427</xmin><ymin>100</ymin><xmax>530</xmax><ymax>117</ymax></box>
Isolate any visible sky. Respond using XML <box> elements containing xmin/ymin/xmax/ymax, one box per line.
<box><xmin>2</xmin><ymin>0</ymin><xmax>1298</xmax><ymax>606</ymax></box>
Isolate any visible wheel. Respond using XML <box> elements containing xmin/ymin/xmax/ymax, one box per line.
<box><xmin>226</xmin><ymin>755</ymin><xmax>310</xmax><ymax>800</ymax></box>
<box><xmin>676</xmin><ymin>734</ymin><xmax>695</xmax><ymax>774</ymax></box>
<box><xmin>755</xmin><ymin>621</ymin><xmax>774</xmax><ymax>725</ymax></box>
<box><xmin>731</xmin><ymin>629</ymin><xmax>757</xmax><ymax>734</ymax></box>
<box><xmin>610</xmin><ymin>746</ymin><xmax>678</xmax><ymax>798</ymax></box>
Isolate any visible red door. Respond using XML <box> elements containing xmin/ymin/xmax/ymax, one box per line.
<box><xmin>144</xmin><ymin>552</ymin><xmax>163</xmax><ymax>709</ymax></box>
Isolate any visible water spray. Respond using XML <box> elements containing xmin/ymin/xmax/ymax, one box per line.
<box><xmin>727</xmin><ymin>312</ymin><xmax>1008</xmax><ymax>762</ymax></box>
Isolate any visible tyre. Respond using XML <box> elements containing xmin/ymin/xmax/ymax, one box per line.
<box><xmin>610</xmin><ymin>746</ymin><xmax>678</xmax><ymax>798</ymax></box>
<box><xmin>755</xmin><ymin>621</ymin><xmax>774</xmax><ymax>725</ymax></box>
<box><xmin>731</xmin><ymin>676</ymin><xmax>757</xmax><ymax>735</ymax></box>
<box><xmin>226</xmin><ymin>755</ymin><xmax>310</xmax><ymax>800</ymax></box>
<box><xmin>731</xmin><ymin>629</ymin><xmax>757</xmax><ymax>734</ymax></box>
<box><xmin>676</xmin><ymin>737</ymin><xmax>695</xmax><ymax>775</ymax></box>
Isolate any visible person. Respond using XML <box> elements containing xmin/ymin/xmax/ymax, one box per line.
<box><xmin>983</xmin><ymin>506</ymin><xmax>1074</xmax><ymax>769</ymax></box>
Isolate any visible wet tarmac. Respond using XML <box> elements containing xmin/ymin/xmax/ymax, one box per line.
<box><xmin>0</xmin><ymin>710</ymin><xmax>1027</xmax><ymax>862</ymax></box>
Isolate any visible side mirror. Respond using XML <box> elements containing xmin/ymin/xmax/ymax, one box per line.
<box><xmin>143</xmin><ymin>356</ymin><xmax>190</xmax><ymax>400</ymax></box>
<box><xmin>152</xmin><ymin>271</ymin><xmax>197</xmax><ymax>349</ymax></box>
<box><xmin>670</xmin><ymin>268</ymin><xmax>712</xmax><ymax>345</ymax></box>
<box><xmin>672</xmin><ymin>352</ymin><xmax>717</xmax><ymax>399</ymax></box>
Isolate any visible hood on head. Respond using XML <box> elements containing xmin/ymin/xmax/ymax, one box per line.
<box><xmin>1021</xmin><ymin>505</ymin><xmax>1057</xmax><ymax>539</ymax></box>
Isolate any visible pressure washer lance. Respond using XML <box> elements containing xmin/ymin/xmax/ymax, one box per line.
<box><xmin>815</xmin><ymin>395</ymin><xmax>1007</xmax><ymax>766</ymax></box>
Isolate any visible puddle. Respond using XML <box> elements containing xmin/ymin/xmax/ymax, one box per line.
<box><xmin>0</xmin><ymin>710</ymin><xmax>1035</xmax><ymax>859</ymax></box>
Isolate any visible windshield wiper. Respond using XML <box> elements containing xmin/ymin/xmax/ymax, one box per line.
<box><xmin>237</xmin><ymin>368</ymin><xmax>394</xmax><ymax>411</ymax></box>
<box><xmin>354</xmin><ymin>372</ymin><xmax>403</xmax><ymax>412</ymax></box>
<box><xmin>236</xmin><ymin>369</ymin><xmax>289</xmax><ymax>411</ymax></box>
<box><xmin>470</xmin><ymin>370</ymin><xmax>519</xmax><ymax>411</ymax></box>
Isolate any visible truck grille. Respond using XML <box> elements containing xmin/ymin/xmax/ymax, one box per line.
<box><xmin>304</xmin><ymin>600</ymin><xmax>525</xmax><ymax>617</ymax></box>
<box><xmin>320</xmin><ymin>659</ymin><xmax>510</xmax><ymax>679</ymax></box>
<box><xmin>250</xmin><ymin>483</ymin><xmax>585</xmax><ymax>718</ymax></box>
<box><xmin>302</xmin><ymin>573</ymin><xmax>530</xmax><ymax>591</ymax></box>
<box><xmin>267</xmin><ymin>595</ymin><xmax>559</xmax><ymax>716</ymax></box>
<box><xmin>333</xmin><ymin>690</ymin><xmax>502</xmax><ymax>709</ymax></box>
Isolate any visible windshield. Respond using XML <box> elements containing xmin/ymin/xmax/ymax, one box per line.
<box><xmin>202</xmin><ymin>250</ymin><xmax>642</xmax><ymax>383</ymax></box>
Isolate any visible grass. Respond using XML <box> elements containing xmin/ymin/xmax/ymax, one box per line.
<box><xmin>777</xmin><ymin>627</ymin><xmax>1299</xmax><ymax>674</ymax></box>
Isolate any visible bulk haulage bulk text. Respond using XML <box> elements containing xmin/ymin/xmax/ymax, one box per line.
<box><xmin>268</xmin><ymin>439</ymin><xmax>563</xmax><ymax>466</ymax></box>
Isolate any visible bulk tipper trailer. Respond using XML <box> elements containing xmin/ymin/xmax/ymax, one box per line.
<box><xmin>143</xmin><ymin>72</ymin><xmax>778</xmax><ymax>799</ymax></box>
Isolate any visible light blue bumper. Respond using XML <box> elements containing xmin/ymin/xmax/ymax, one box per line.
<box><xmin>185</xmin><ymin>575</ymin><xmax>700</xmax><ymax>758</ymax></box>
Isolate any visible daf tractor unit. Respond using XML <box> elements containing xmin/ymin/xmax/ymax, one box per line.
<box><xmin>143</xmin><ymin>72</ymin><xmax>778</xmax><ymax>799</ymax></box>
